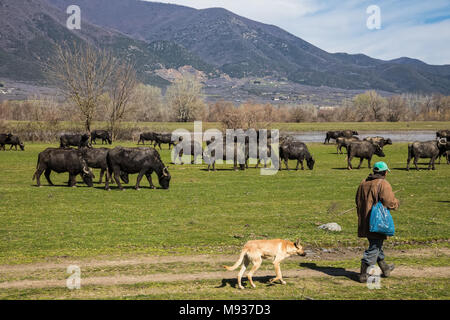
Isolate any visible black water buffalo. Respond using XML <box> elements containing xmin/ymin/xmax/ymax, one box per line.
<box><xmin>138</xmin><ymin>132</ymin><xmax>156</xmax><ymax>145</ymax></box>
<box><xmin>347</xmin><ymin>141</ymin><xmax>385</xmax><ymax>170</ymax></box>
<box><xmin>172</xmin><ymin>139</ymin><xmax>203</xmax><ymax>164</ymax></box>
<box><xmin>279</xmin><ymin>140</ymin><xmax>315</xmax><ymax>170</ymax></box>
<box><xmin>0</xmin><ymin>133</ymin><xmax>13</xmax><ymax>151</ymax></box>
<box><xmin>91</xmin><ymin>130</ymin><xmax>112</xmax><ymax>145</ymax></box>
<box><xmin>153</xmin><ymin>133</ymin><xmax>176</xmax><ymax>150</ymax></box>
<box><xmin>32</xmin><ymin>148</ymin><xmax>94</xmax><ymax>187</ymax></box>
<box><xmin>80</xmin><ymin>147</ymin><xmax>111</xmax><ymax>184</ymax></box>
<box><xmin>5</xmin><ymin>135</ymin><xmax>25</xmax><ymax>151</ymax></box>
<box><xmin>60</xmin><ymin>133</ymin><xmax>91</xmax><ymax>148</ymax></box>
<box><xmin>105</xmin><ymin>147</ymin><xmax>171</xmax><ymax>190</ymax></box>
<box><xmin>363</xmin><ymin>136</ymin><xmax>393</xmax><ymax>148</ymax></box>
<box><xmin>203</xmin><ymin>138</ymin><xmax>248</xmax><ymax>171</ymax></box>
<box><xmin>336</xmin><ymin>136</ymin><xmax>360</xmax><ymax>154</ymax></box>
<box><xmin>436</xmin><ymin>130</ymin><xmax>449</xmax><ymax>139</ymax></box>
<box><xmin>324</xmin><ymin>130</ymin><xmax>358</xmax><ymax>144</ymax></box>
<box><xmin>407</xmin><ymin>139</ymin><xmax>450</xmax><ymax>171</ymax></box>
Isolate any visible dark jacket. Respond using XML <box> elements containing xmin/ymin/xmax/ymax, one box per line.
<box><xmin>355</xmin><ymin>174</ymin><xmax>399</xmax><ymax>240</ymax></box>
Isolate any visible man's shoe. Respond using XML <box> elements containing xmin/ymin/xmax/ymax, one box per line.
<box><xmin>359</xmin><ymin>262</ymin><xmax>369</xmax><ymax>283</ymax></box>
<box><xmin>377</xmin><ymin>260</ymin><xmax>395</xmax><ymax>277</ymax></box>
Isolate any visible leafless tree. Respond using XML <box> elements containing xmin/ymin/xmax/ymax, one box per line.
<box><xmin>104</xmin><ymin>62</ymin><xmax>138</xmax><ymax>140</ymax></box>
<box><xmin>46</xmin><ymin>42</ymin><xmax>116</xmax><ymax>132</ymax></box>
<box><xmin>166</xmin><ymin>75</ymin><xmax>206</xmax><ymax>122</ymax></box>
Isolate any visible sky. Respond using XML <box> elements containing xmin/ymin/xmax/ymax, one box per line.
<box><xmin>146</xmin><ymin>0</ymin><xmax>450</xmax><ymax>65</ymax></box>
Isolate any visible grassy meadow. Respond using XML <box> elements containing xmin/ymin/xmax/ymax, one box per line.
<box><xmin>0</xmin><ymin>139</ymin><xmax>448</xmax><ymax>264</ymax></box>
<box><xmin>0</xmin><ymin>126</ymin><xmax>449</xmax><ymax>299</ymax></box>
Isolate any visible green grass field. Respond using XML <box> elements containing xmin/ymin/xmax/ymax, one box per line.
<box><xmin>0</xmin><ymin>137</ymin><xmax>449</xmax><ymax>299</ymax></box>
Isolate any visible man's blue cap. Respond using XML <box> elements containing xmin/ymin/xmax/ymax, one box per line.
<box><xmin>373</xmin><ymin>161</ymin><xmax>390</xmax><ymax>172</ymax></box>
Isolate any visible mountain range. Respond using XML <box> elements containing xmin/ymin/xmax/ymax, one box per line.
<box><xmin>1</xmin><ymin>0</ymin><xmax>450</xmax><ymax>95</ymax></box>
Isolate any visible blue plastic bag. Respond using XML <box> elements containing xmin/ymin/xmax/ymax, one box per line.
<box><xmin>369</xmin><ymin>201</ymin><xmax>395</xmax><ymax>236</ymax></box>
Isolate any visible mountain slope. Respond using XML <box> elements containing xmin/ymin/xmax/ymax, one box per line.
<box><xmin>47</xmin><ymin>0</ymin><xmax>450</xmax><ymax>94</ymax></box>
<box><xmin>0</xmin><ymin>0</ymin><xmax>216</xmax><ymax>86</ymax></box>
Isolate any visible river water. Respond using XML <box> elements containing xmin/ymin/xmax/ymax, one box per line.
<box><xmin>291</xmin><ymin>131</ymin><xmax>437</xmax><ymax>143</ymax></box>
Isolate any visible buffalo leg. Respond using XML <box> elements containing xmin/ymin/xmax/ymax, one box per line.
<box><xmin>68</xmin><ymin>174</ymin><xmax>77</xmax><ymax>187</ymax></box>
<box><xmin>44</xmin><ymin>168</ymin><xmax>54</xmax><ymax>186</ymax></box>
<box><xmin>284</xmin><ymin>159</ymin><xmax>289</xmax><ymax>170</ymax></box>
<box><xmin>414</xmin><ymin>156</ymin><xmax>419</xmax><ymax>170</ymax></box>
<box><xmin>430</xmin><ymin>156</ymin><xmax>437</xmax><ymax>170</ymax></box>
<box><xmin>114</xmin><ymin>171</ymin><xmax>123</xmax><ymax>190</ymax></box>
<box><xmin>300</xmin><ymin>159</ymin><xmax>305</xmax><ymax>170</ymax></box>
<box><xmin>367</xmin><ymin>157</ymin><xmax>372</xmax><ymax>169</ymax></box>
<box><xmin>347</xmin><ymin>156</ymin><xmax>353</xmax><ymax>170</ymax></box>
<box><xmin>357</xmin><ymin>157</ymin><xmax>364</xmax><ymax>169</ymax></box>
<box><xmin>34</xmin><ymin>169</ymin><xmax>44</xmax><ymax>187</ymax></box>
<box><xmin>145</xmin><ymin>173</ymin><xmax>155</xmax><ymax>189</ymax></box>
<box><xmin>99</xmin><ymin>169</ymin><xmax>105</xmax><ymax>184</ymax></box>
<box><xmin>135</xmin><ymin>170</ymin><xmax>146</xmax><ymax>190</ymax></box>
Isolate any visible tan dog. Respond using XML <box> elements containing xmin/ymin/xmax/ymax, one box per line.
<box><xmin>224</xmin><ymin>239</ymin><xmax>306</xmax><ymax>289</ymax></box>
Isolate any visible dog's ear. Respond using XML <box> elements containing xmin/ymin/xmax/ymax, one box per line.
<box><xmin>294</xmin><ymin>238</ymin><xmax>300</xmax><ymax>248</ymax></box>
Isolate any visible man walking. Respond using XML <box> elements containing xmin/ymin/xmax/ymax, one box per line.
<box><xmin>355</xmin><ymin>161</ymin><xmax>399</xmax><ymax>283</ymax></box>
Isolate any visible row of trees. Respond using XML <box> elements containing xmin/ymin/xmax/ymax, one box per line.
<box><xmin>0</xmin><ymin>42</ymin><xmax>449</xmax><ymax>128</ymax></box>
<box><xmin>41</xmin><ymin>42</ymin><xmax>206</xmax><ymax>139</ymax></box>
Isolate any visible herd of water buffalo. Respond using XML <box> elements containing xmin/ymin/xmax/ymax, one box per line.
<box><xmin>0</xmin><ymin>128</ymin><xmax>449</xmax><ymax>189</ymax></box>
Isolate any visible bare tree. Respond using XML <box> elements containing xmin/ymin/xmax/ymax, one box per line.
<box><xmin>46</xmin><ymin>42</ymin><xmax>116</xmax><ymax>132</ymax></box>
<box><xmin>104</xmin><ymin>62</ymin><xmax>138</xmax><ymax>140</ymax></box>
<box><xmin>131</xmin><ymin>84</ymin><xmax>166</xmax><ymax>122</ymax></box>
<box><xmin>166</xmin><ymin>75</ymin><xmax>206</xmax><ymax>122</ymax></box>
<box><xmin>353</xmin><ymin>90</ymin><xmax>386</xmax><ymax>121</ymax></box>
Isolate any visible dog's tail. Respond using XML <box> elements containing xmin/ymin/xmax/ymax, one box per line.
<box><xmin>224</xmin><ymin>249</ymin><xmax>247</xmax><ymax>271</ymax></box>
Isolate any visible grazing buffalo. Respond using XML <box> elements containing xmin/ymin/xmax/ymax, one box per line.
<box><xmin>203</xmin><ymin>138</ymin><xmax>248</xmax><ymax>171</ymax></box>
<box><xmin>105</xmin><ymin>147</ymin><xmax>171</xmax><ymax>190</ymax></box>
<box><xmin>336</xmin><ymin>136</ymin><xmax>360</xmax><ymax>154</ymax></box>
<box><xmin>60</xmin><ymin>133</ymin><xmax>91</xmax><ymax>148</ymax></box>
<box><xmin>138</xmin><ymin>132</ymin><xmax>156</xmax><ymax>145</ymax></box>
<box><xmin>5</xmin><ymin>135</ymin><xmax>25</xmax><ymax>151</ymax></box>
<box><xmin>279</xmin><ymin>140</ymin><xmax>315</xmax><ymax>171</ymax></box>
<box><xmin>0</xmin><ymin>133</ymin><xmax>13</xmax><ymax>151</ymax></box>
<box><xmin>80</xmin><ymin>147</ymin><xmax>111</xmax><ymax>184</ymax></box>
<box><xmin>436</xmin><ymin>130</ymin><xmax>449</xmax><ymax>139</ymax></box>
<box><xmin>347</xmin><ymin>141</ymin><xmax>385</xmax><ymax>170</ymax></box>
<box><xmin>407</xmin><ymin>139</ymin><xmax>450</xmax><ymax>171</ymax></box>
<box><xmin>153</xmin><ymin>133</ymin><xmax>176</xmax><ymax>150</ymax></box>
<box><xmin>363</xmin><ymin>136</ymin><xmax>393</xmax><ymax>148</ymax></box>
<box><xmin>172</xmin><ymin>139</ymin><xmax>203</xmax><ymax>164</ymax></box>
<box><xmin>32</xmin><ymin>148</ymin><xmax>94</xmax><ymax>187</ymax></box>
<box><xmin>324</xmin><ymin>130</ymin><xmax>358</xmax><ymax>144</ymax></box>
<box><xmin>91</xmin><ymin>130</ymin><xmax>112</xmax><ymax>145</ymax></box>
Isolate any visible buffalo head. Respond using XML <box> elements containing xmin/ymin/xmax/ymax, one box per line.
<box><xmin>374</xmin><ymin>145</ymin><xmax>385</xmax><ymax>157</ymax></box>
<box><xmin>158</xmin><ymin>167</ymin><xmax>171</xmax><ymax>189</ymax></box>
<box><xmin>307</xmin><ymin>156</ymin><xmax>315</xmax><ymax>170</ymax></box>
<box><xmin>81</xmin><ymin>165</ymin><xmax>94</xmax><ymax>187</ymax></box>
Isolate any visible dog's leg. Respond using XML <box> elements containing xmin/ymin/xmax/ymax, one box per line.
<box><xmin>237</xmin><ymin>256</ymin><xmax>249</xmax><ymax>290</ymax></box>
<box><xmin>247</xmin><ymin>257</ymin><xmax>262</xmax><ymax>288</ymax></box>
<box><xmin>270</xmin><ymin>259</ymin><xmax>286</xmax><ymax>285</ymax></box>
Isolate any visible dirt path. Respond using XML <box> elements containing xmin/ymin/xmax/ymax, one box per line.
<box><xmin>1</xmin><ymin>247</ymin><xmax>447</xmax><ymax>273</ymax></box>
<box><xmin>1</xmin><ymin>266</ymin><xmax>449</xmax><ymax>290</ymax></box>
<box><xmin>0</xmin><ymin>247</ymin><xmax>448</xmax><ymax>290</ymax></box>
